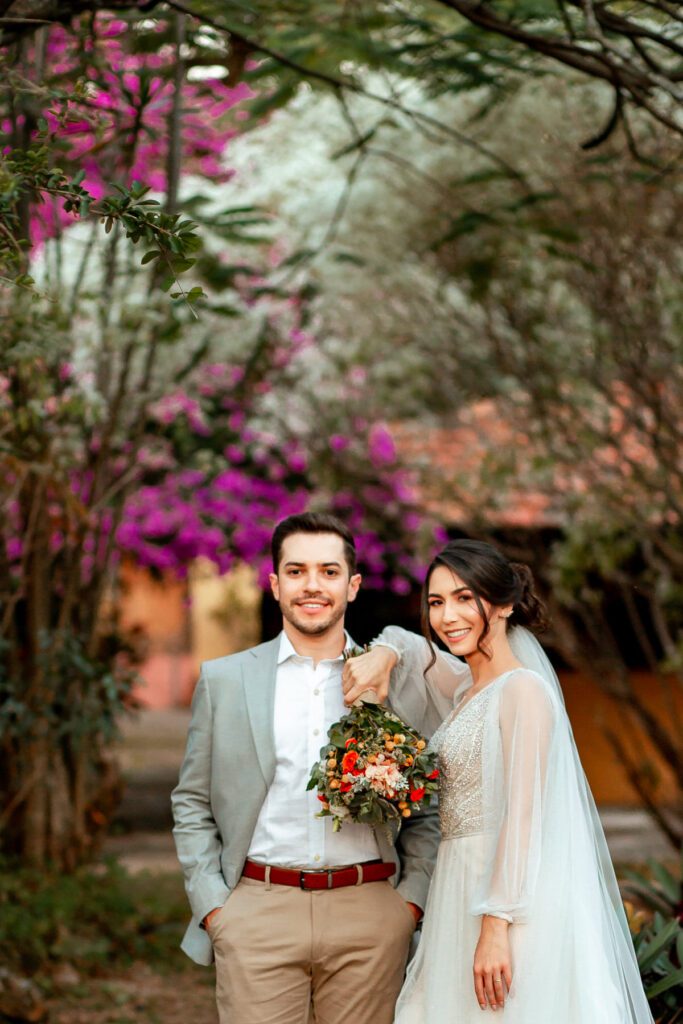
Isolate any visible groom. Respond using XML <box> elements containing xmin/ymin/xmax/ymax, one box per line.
<box><xmin>171</xmin><ymin>512</ymin><xmax>440</xmax><ymax>1024</ymax></box>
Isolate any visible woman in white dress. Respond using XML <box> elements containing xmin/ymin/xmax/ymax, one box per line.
<box><xmin>343</xmin><ymin>539</ymin><xmax>653</xmax><ymax>1023</ymax></box>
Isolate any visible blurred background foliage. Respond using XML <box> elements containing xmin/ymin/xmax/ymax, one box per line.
<box><xmin>0</xmin><ymin>3</ymin><xmax>682</xmax><ymax>1014</ymax></box>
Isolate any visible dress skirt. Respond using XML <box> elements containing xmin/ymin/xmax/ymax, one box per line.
<box><xmin>395</xmin><ymin>833</ymin><xmax>512</xmax><ymax>1023</ymax></box>
<box><xmin>394</xmin><ymin>833</ymin><xmax>627</xmax><ymax>1024</ymax></box>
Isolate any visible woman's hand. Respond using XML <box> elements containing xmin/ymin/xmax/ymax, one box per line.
<box><xmin>342</xmin><ymin>646</ymin><xmax>397</xmax><ymax>706</ymax></box>
<box><xmin>473</xmin><ymin>915</ymin><xmax>512</xmax><ymax>1011</ymax></box>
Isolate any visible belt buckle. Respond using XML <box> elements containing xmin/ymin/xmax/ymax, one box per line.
<box><xmin>299</xmin><ymin>868</ymin><xmax>335</xmax><ymax>890</ymax></box>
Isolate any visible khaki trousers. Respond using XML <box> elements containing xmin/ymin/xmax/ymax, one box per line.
<box><xmin>209</xmin><ymin>876</ymin><xmax>416</xmax><ymax>1024</ymax></box>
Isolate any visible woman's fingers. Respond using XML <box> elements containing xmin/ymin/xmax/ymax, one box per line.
<box><xmin>493</xmin><ymin>970</ymin><xmax>506</xmax><ymax>1008</ymax></box>
<box><xmin>474</xmin><ymin>964</ymin><xmax>511</xmax><ymax>1010</ymax></box>
<box><xmin>473</xmin><ymin>967</ymin><xmax>487</xmax><ymax>1010</ymax></box>
<box><xmin>484</xmin><ymin>969</ymin><xmax>498</xmax><ymax>1009</ymax></box>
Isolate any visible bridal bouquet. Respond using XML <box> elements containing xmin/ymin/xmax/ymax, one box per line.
<box><xmin>307</xmin><ymin>648</ymin><xmax>439</xmax><ymax>832</ymax></box>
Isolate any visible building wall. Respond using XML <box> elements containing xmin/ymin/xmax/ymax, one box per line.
<box><xmin>561</xmin><ymin>670</ymin><xmax>679</xmax><ymax>806</ymax></box>
<box><xmin>120</xmin><ymin>559</ymin><xmax>261</xmax><ymax>710</ymax></box>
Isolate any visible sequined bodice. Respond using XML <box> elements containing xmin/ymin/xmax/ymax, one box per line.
<box><xmin>430</xmin><ymin>686</ymin><xmax>497</xmax><ymax>840</ymax></box>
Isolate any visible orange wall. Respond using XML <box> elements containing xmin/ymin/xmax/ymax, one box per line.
<box><xmin>561</xmin><ymin>670</ymin><xmax>680</xmax><ymax>806</ymax></box>
<box><xmin>119</xmin><ymin>560</ymin><xmax>195</xmax><ymax>708</ymax></box>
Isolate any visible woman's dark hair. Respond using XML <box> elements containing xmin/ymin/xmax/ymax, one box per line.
<box><xmin>421</xmin><ymin>538</ymin><xmax>548</xmax><ymax>666</ymax></box>
<box><xmin>271</xmin><ymin>512</ymin><xmax>356</xmax><ymax>575</ymax></box>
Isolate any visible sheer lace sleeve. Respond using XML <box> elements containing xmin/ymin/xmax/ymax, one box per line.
<box><xmin>372</xmin><ymin>625</ymin><xmax>471</xmax><ymax>735</ymax></box>
<box><xmin>472</xmin><ymin>669</ymin><xmax>556</xmax><ymax>923</ymax></box>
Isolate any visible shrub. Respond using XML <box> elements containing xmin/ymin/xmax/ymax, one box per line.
<box><xmin>0</xmin><ymin>858</ymin><xmax>189</xmax><ymax>976</ymax></box>
<box><xmin>623</xmin><ymin>854</ymin><xmax>683</xmax><ymax>1023</ymax></box>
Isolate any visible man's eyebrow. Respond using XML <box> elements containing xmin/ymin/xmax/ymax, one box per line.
<box><xmin>283</xmin><ymin>560</ymin><xmax>343</xmax><ymax>568</ymax></box>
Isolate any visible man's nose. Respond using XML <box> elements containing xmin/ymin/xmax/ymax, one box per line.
<box><xmin>302</xmin><ymin>577</ymin><xmax>322</xmax><ymax>593</ymax></box>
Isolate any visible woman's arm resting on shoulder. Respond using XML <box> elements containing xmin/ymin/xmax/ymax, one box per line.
<box><xmin>343</xmin><ymin>626</ymin><xmax>471</xmax><ymax>734</ymax></box>
<box><xmin>342</xmin><ymin>645</ymin><xmax>397</xmax><ymax>705</ymax></box>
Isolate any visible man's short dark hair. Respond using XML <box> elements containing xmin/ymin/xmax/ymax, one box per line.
<box><xmin>271</xmin><ymin>513</ymin><xmax>357</xmax><ymax>575</ymax></box>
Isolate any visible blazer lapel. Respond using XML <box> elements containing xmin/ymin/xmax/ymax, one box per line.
<box><xmin>242</xmin><ymin>635</ymin><xmax>280</xmax><ymax>786</ymax></box>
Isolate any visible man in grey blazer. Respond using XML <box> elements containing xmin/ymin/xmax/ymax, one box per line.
<box><xmin>171</xmin><ymin>512</ymin><xmax>440</xmax><ymax>1024</ymax></box>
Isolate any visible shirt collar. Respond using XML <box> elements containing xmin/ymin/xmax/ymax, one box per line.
<box><xmin>277</xmin><ymin>630</ymin><xmax>354</xmax><ymax>665</ymax></box>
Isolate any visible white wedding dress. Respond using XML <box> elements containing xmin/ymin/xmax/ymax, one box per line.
<box><xmin>376</xmin><ymin>626</ymin><xmax>653</xmax><ymax>1024</ymax></box>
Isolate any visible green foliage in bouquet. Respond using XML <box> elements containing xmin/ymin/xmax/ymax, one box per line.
<box><xmin>307</xmin><ymin>665</ymin><xmax>439</xmax><ymax>832</ymax></box>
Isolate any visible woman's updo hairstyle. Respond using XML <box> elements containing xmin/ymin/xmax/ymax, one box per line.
<box><xmin>421</xmin><ymin>539</ymin><xmax>549</xmax><ymax>663</ymax></box>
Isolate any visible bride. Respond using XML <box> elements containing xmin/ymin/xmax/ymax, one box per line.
<box><xmin>343</xmin><ymin>539</ymin><xmax>653</xmax><ymax>1023</ymax></box>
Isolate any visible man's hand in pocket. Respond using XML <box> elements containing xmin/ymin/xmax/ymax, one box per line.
<box><xmin>203</xmin><ymin>906</ymin><xmax>222</xmax><ymax>931</ymax></box>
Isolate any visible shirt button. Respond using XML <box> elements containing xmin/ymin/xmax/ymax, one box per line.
<box><xmin>313</xmin><ymin>688</ymin><xmax>320</xmax><ymax>696</ymax></box>
<box><xmin>313</xmin><ymin>728</ymin><xmax>320</xmax><ymax>736</ymax></box>
<box><xmin>314</xmin><ymin>855</ymin><xmax>321</xmax><ymax>862</ymax></box>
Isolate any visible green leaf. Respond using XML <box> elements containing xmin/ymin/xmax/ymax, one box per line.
<box><xmin>646</xmin><ymin>967</ymin><xmax>683</xmax><ymax>998</ymax></box>
<box><xmin>333</xmin><ymin>252</ymin><xmax>366</xmax><ymax>266</ymax></box>
<box><xmin>141</xmin><ymin>250</ymin><xmax>161</xmax><ymax>265</ymax></box>
<box><xmin>648</xmin><ymin>860</ymin><xmax>679</xmax><ymax>902</ymax></box>
<box><xmin>279</xmin><ymin>248</ymin><xmax>317</xmax><ymax>268</ymax></box>
<box><xmin>637</xmin><ymin>918</ymin><xmax>679</xmax><ymax>970</ymax></box>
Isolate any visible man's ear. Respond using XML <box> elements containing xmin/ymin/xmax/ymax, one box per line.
<box><xmin>347</xmin><ymin>572</ymin><xmax>362</xmax><ymax>603</ymax></box>
<box><xmin>269</xmin><ymin>572</ymin><xmax>280</xmax><ymax>602</ymax></box>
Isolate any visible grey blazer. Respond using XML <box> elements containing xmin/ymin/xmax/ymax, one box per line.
<box><xmin>171</xmin><ymin>634</ymin><xmax>440</xmax><ymax>965</ymax></box>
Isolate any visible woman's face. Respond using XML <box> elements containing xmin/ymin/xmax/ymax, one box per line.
<box><xmin>427</xmin><ymin>564</ymin><xmax>508</xmax><ymax>658</ymax></box>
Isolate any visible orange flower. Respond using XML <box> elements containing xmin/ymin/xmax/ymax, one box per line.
<box><xmin>345</xmin><ymin>737</ymin><xmax>358</xmax><ymax>749</ymax></box>
<box><xmin>427</xmin><ymin>769</ymin><xmax>439</xmax><ymax>780</ymax></box>
<box><xmin>317</xmin><ymin>793</ymin><xmax>329</xmax><ymax>803</ymax></box>
<box><xmin>341</xmin><ymin>750</ymin><xmax>359</xmax><ymax>772</ymax></box>
<box><xmin>410</xmin><ymin>787</ymin><xmax>425</xmax><ymax>802</ymax></box>
<box><xmin>340</xmin><ymin>781</ymin><xmax>353</xmax><ymax>793</ymax></box>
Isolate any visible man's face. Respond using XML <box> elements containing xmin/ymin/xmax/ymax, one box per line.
<box><xmin>269</xmin><ymin>532</ymin><xmax>361</xmax><ymax>638</ymax></box>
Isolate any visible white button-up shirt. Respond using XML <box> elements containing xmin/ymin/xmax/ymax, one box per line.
<box><xmin>247</xmin><ymin>631</ymin><xmax>381</xmax><ymax>869</ymax></box>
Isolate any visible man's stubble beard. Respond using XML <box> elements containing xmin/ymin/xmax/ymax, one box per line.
<box><xmin>280</xmin><ymin>601</ymin><xmax>347</xmax><ymax>637</ymax></box>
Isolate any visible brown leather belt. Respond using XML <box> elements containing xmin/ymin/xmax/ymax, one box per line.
<box><xmin>242</xmin><ymin>857</ymin><xmax>395</xmax><ymax>890</ymax></box>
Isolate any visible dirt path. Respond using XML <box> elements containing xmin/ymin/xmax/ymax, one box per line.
<box><xmin>47</xmin><ymin>962</ymin><xmax>218</xmax><ymax>1024</ymax></box>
